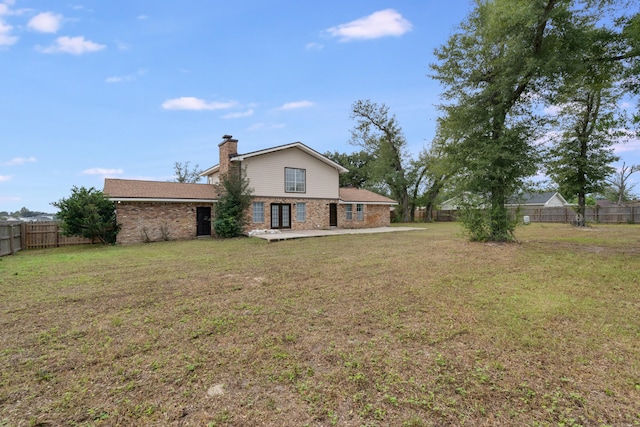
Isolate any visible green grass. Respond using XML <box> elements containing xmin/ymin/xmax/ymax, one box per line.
<box><xmin>0</xmin><ymin>222</ymin><xmax>639</xmax><ymax>426</ymax></box>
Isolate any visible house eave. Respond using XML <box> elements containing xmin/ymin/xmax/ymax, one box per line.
<box><xmin>232</xmin><ymin>142</ymin><xmax>349</xmax><ymax>173</ymax></box>
<box><xmin>108</xmin><ymin>197</ymin><xmax>218</xmax><ymax>203</ymax></box>
<box><xmin>339</xmin><ymin>200</ymin><xmax>398</xmax><ymax>205</ymax></box>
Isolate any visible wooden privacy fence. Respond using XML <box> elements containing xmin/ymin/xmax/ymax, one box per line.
<box><xmin>0</xmin><ymin>221</ymin><xmax>93</xmax><ymax>256</ymax></box>
<box><xmin>0</xmin><ymin>222</ymin><xmax>23</xmax><ymax>256</ymax></box>
<box><xmin>427</xmin><ymin>205</ymin><xmax>640</xmax><ymax>224</ymax></box>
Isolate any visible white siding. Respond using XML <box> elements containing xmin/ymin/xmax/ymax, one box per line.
<box><xmin>243</xmin><ymin>147</ymin><xmax>340</xmax><ymax>199</ymax></box>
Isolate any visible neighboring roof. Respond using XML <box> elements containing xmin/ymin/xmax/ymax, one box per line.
<box><xmin>507</xmin><ymin>191</ymin><xmax>568</xmax><ymax>206</ymax></box>
<box><xmin>103</xmin><ymin>178</ymin><xmax>218</xmax><ymax>202</ymax></box>
<box><xmin>339</xmin><ymin>187</ymin><xmax>397</xmax><ymax>205</ymax></box>
<box><xmin>200</xmin><ymin>142</ymin><xmax>349</xmax><ymax>176</ymax></box>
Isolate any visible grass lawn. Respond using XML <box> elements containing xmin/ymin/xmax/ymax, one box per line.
<box><xmin>0</xmin><ymin>222</ymin><xmax>639</xmax><ymax>426</ymax></box>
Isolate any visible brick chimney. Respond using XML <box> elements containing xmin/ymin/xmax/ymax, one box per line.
<box><xmin>218</xmin><ymin>134</ymin><xmax>238</xmax><ymax>177</ymax></box>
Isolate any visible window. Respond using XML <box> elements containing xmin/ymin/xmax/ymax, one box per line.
<box><xmin>252</xmin><ymin>202</ymin><xmax>264</xmax><ymax>223</ymax></box>
<box><xmin>345</xmin><ymin>204</ymin><xmax>353</xmax><ymax>220</ymax></box>
<box><xmin>296</xmin><ymin>203</ymin><xmax>306</xmax><ymax>222</ymax></box>
<box><xmin>356</xmin><ymin>204</ymin><xmax>364</xmax><ymax>221</ymax></box>
<box><xmin>285</xmin><ymin>168</ymin><xmax>306</xmax><ymax>193</ymax></box>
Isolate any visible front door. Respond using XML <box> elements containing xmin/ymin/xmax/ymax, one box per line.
<box><xmin>271</xmin><ymin>204</ymin><xmax>291</xmax><ymax>229</ymax></box>
<box><xmin>196</xmin><ymin>207</ymin><xmax>211</xmax><ymax>236</ymax></box>
<box><xmin>329</xmin><ymin>203</ymin><xmax>338</xmax><ymax>227</ymax></box>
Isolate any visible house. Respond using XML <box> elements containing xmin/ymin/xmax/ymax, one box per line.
<box><xmin>506</xmin><ymin>191</ymin><xmax>570</xmax><ymax>208</ymax></box>
<box><xmin>104</xmin><ymin>135</ymin><xmax>397</xmax><ymax>244</ymax></box>
<box><xmin>439</xmin><ymin>191</ymin><xmax>569</xmax><ymax>210</ymax></box>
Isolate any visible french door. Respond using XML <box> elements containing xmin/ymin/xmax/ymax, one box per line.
<box><xmin>271</xmin><ymin>203</ymin><xmax>291</xmax><ymax>229</ymax></box>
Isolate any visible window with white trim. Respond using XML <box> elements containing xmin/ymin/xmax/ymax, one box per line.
<box><xmin>252</xmin><ymin>202</ymin><xmax>264</xmax><ymax>223</ymax></box>
<box><xmin>356</xmin><ymin>203</ymin><xmax>364</xmax><ymax>221</ymax></box>
<box><xmin>345</xmin><ymin>204</ymin><xmax>353</xmax><ymax>220</ymax></box>
<box><xmin>285</xmin><ymin>168</ymin><xmax>306</xmax><ymax>193</ymax></box>
<box><xmin>296</xmin><ymin>203</ymin><xmax>306</xmax><ymax>222</ymax></box>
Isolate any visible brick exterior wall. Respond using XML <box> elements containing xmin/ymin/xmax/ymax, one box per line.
<box><xmin>245</xmin><ymin>198</ymin><xmax>391</xmax><ymax>232</ymax></box>
<box><xmin>338</xmin><ymin>203</ymin><xmax>391</xmax><ymax>229</ymax></box>
<box><xmin>115</xmin><ymin>201</ymin><xmax>214</xmax><ymax>245</ymax></box>
<box><xmin>115</xmin><ymin>199</ymin><xmax>391</xmax><ymax>244</ymax></box>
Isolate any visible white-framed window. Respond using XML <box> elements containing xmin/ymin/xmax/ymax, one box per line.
<box><xmin>252</xmin><ymin>202</ymin><xmax>264</xmax><ymax>223</ymax></box>
<box><xmin>356</xmin><ymin>203</ymin><xmax>364</xmax><ymax>221</ymax></box>
<box><xmin>285</xmin><ymin>167</ymin><xmax>306</xmax><ymax>193</ymax></box>
<box><xmin>296</xmin><ymin>202</ymin><xmax>306</xmax><ymax>222</ymax></box>
<box><xmin>345</xmin><ymin>204</ymin><xmax>353</xmax><ymax>220</ymax></box>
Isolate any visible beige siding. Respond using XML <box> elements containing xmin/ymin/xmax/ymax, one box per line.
<box><xmin>242</xmin><ymin>147</ymin><xmax>340</xmax><ymax>199</ymax></box>
<box><xmin>545</xmin><ymin>195</ymin><xmax>565</xmax><ymax>207</ymax></box>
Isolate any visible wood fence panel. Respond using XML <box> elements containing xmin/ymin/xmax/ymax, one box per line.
<box><xmin>430</xmin><ymin>205</ymin><xmax>638</xmax><ymax>224</ymax></box>
<box><xmin>1</xmin><ymin>221</ymin><xmax>93</xmax><ymax>255</ymax></box>
<box><xmin>22</xmin><ymin>221</ymin><xmax>93</xmax><ymax>249</ymax></box>
<box><xmin>0</xmin><ymin>222</ymin><xmax>23</xmax><ymax>256</ymax></box>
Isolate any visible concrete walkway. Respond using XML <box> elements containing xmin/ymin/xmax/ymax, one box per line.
<box><xmin>250</xmin><ymin>226</ymin><xmax>425</xmax><ymax>242</ymax></box>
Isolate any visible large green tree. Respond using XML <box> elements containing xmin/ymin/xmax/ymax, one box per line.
<box><xmin>546</xmin><ymin>16</ymin><xmax>639</xmax><ymax>226</ymax></box>
<box><xmin>349</xmin><ymin>100</ymin><xmax>412</xmax><ymax>221</ymax></box>
<box><xmin>431</xmin><ymin>0</ymin><xmax>639</xmax><ymax>241</ymax></box>
<box><xmin>52</xmin><ymin>186</ymin><xmax>119</xmax><ymax>244</ymax></box>
<box><xmin>324</xmin><ymin>150</ymin><xmax>375</xmax><ymax>189</ymax></box>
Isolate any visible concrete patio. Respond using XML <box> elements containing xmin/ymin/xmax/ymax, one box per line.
<box><xmin>249</xmin><ymin>226</ymin><xmax>425</xmax><ymax>242</ymax></box>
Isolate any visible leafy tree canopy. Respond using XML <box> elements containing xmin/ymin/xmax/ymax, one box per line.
<box><xmin>51</xmin><ymin>186</ymin><xmax>119</xmax><ymax>244</ymax></box>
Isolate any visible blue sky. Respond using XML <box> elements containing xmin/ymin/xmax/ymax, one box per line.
<box><xmin>1</xmin><ymin>0</ymin><xmax>638</xmax><ymax>213</ymax></box>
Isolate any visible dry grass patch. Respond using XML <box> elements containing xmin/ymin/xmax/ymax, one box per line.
<box><xmin>0</xmin><ymin>222</ymin><xmax>639</xmax><ymax>426</ymax></box>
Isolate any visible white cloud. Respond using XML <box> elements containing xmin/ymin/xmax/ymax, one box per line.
<box><xmin>82</xmin><ymin>168</ymin><xmax>124</xmax><ymax>176</ymax></box>
<box><xmin>137</xmin><ymin>15</ymin><xmax>148</xmax><ymax>20</ymax></box>
<box><xmin>305</xmin><ymin>42</ymin><xmax>324</xmax><ymax>51</ymax></box>
<box><xmin>324</xmin><ymin>9</ymin><xmax>412</xmax><ymax>42</ymax></box>
<box><xmin>38</xmin><ymin>36</ymin><xmax>105</xmax><ymax>54</ymax></box>
<box><xmin>276</xmin><ymin>100</ymin><xmax>314</xmax><ymax>111</ymax></box>
<box><xmin>247</xmin><ymin>123</ymin><xmax>286</xmax><ymax>132</ymax></box>
<box><xmin>28</xmin><ymin>12</ymin><xmax>63</xmax><ymax>33</ymax></box>
<box><xmin>222</xmin><ymin>109</ymin><xmax>254</xmax><ymax>119</ymax></box>
<box><xmin>3</xmin><ymin>156</ymin><xmax>37</xmax><ymax>166</ymax></box>
<box><xmin>161</xmin><ymin>97</ymin><xmax>237</xmax><ymax>111</ymax></box>
<box><xmin>105</xmin><ymin>69</ymin><xmax>147</xmax><ymax>83</ymax></box>
<box><xmin>613</xmin><ymin>135</ymin><xmax>640</xmax><ymax>154</ymax></box>
<box><xmin>0</xmin><ymin>19</ymin><xmax>18</xmax><ymax>46</ymax></box>
<box><xmin>0</xmin><ymin>3</ymin><xmax>11</xmax><ymax>16</ymax></box>
<box><xmin>0</xmin><ymin>175</ymin><xmax>11</xmax><ymax>182</ymax></box>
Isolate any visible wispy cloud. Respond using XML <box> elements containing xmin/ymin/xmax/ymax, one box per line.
<box><xmin>0</xmin><ymin>175</ymin><xmax>11</xmax><ymax>182</ymax></box>
<box><xmin>28</xmin><ymin>12</ymin><xmax>63</xmax><ymax>33</ymax></box>
<box><xmin>613</xmin><ymin>134</ymin><xmax>640</xmax><ymax>154</ymax></box>
<box><xmin>276</xmin><ymin>100</ymin><xmax>314</xmax><ymax>111</ymax></box>
<box><xmin>247</xmin><ymin>123</ymin><xmax>286</xmax><ymax>132</ymax></box>
<box><xmin>82</xmin><ymin>168</ymin><xmax>124</xmax><ymax>176</ymax></box>
<box><xmin>137</xmin><ymin>15</ymin><xmax>148</xmax><ymax>20</ymax></box>
<box><xmin>0</xmin><ymin>19</ymin><xmax>17</xmax><ymax>46</ymax></box>
<box><xmin>324</xmin><ymin>9</ymin><xmax>412</xmax><ymax>42</ymax></box>
<box><xmin>38</xmin><ymin>36</ymin><xmax>105</xmax><ymax>54</ymax></box>
<box><xmin>305</xmin><ymin>42</ymin><xmax>324</xmax><ymax>51</ymax></box>
<box><xmin>105</xmin><ymin>69</ymin><xmax>147</xmax><ymax>83</ymax></box>
<box><xmin>3</xmin><ymin>156</ymin><xmax>37</xmax><ymax>166</ymax></box>
<box><xmin>161</xmin><ymin>97</ymin><xmax>238</xmax><ymax>111</ymax></box>
<box><xmin>222</xmin><ymin>109</ymin><xmax>254</xmax><ymax>119</ymax></box>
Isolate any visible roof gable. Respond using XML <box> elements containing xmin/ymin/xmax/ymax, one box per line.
<box><xmin>200</xmin><ymin>142</ymin><xmax>348</xmax><ymax>176</ymax></box>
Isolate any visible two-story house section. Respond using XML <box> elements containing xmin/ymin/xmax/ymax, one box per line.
<box><xmin>104</xmin><ymin>135</ymin><xmax>397</xmax><ymax>244</ymax></box>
